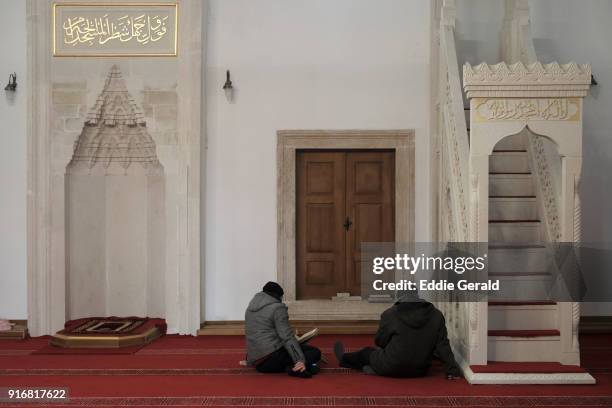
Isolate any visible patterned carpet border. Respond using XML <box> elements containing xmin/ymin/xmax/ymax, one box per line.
<box><xmin>0</xmin><ymin>367</ymin><xmax>353</xmax><ymax>376</ymax></box>
<box><xmin>0</xmin><ymin>348</ymin><xmax>358</xmax><ymax>357</ymax></box>
<box><xmin>0</xmin><ymin>350</ymin><xmax>35</xmax><ymax>356</ymax></box>
<box><xmin>136</xmin><ymin>347</ymin><xmax>357</xmax><ymax>355</ymax></box>
<box><xmin>137</xmin><ymin>348</ymin><xmax>246</xmax><ymax>355</ymax></box>
<box><xmin>1</xmin><ymin>395</ymin><xmax>612</xmax><ymax>407</ymax></box>
<box><xmin>1</xmin><ymin>367</ymin><xmax>609</xmax><ymax>376</ymax></box>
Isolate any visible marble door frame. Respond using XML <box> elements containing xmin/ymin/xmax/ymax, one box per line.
<box><xmin>276</xmin><ymin>130</ymin><xmax>415</xmax><ymax>319</ymax></box>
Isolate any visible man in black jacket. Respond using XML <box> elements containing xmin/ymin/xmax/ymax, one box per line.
<box><xmin>334</xmin><ymin>296</ymin><xmax>461</xmax><ymax>379</ymax></box>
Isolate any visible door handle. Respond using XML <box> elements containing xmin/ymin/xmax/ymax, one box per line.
<box><xmin>343</xmin><ymin>217</ymin><xmax>353</xmax><ymax>231</ymax></box>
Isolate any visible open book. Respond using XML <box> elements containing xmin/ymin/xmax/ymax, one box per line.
<box><xmin>296</xmin><ymin>328</ymin><xmax>319</xmax><ymax>344</ymax></box>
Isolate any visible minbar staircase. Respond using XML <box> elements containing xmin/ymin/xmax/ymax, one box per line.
<box><xmin>459</xmin><ymin>61</ymin><xmax>594</xmax><ymax>384</ymax></box>
<box><xmin>439</xmin><ymin>0</ymin><xmax>593</xmax><ymax>384</ymax></box>
<box><xmin>487</xmin><ymin>133</ymin><xmax>560</xmax><ymax>362</ymax></box>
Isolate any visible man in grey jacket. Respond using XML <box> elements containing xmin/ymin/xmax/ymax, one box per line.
<box><xmin>245</xmin><ymin>282</ymin><xmax>321</xmax><ymax>378</ymax></box>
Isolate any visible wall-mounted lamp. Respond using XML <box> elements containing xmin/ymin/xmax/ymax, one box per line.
<box><xmin>222</xmin><ymin>70</ymin><xmax>233</xmax><ymax>102</ymax></box>
<box><xmin>4</xmin><ymin>73</ymin><xmax>17</xmax><ymax>92</ymax></box>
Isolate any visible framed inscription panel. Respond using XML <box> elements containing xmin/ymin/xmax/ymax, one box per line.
<box><xmin>53</xmin><ymin>3</ymin><xmax>178</xmax><ymax>57</ymax></box>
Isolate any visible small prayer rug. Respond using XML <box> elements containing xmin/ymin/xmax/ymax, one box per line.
<box><xmin>37</xmin><ymin>317</ymin><xmax>166</xmax><ymax>352</ymax></box>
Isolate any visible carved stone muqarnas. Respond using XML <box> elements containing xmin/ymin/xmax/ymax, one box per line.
<box><xmin>67</xmin><ymin>65</ymin><xmax>162</xmax><ymax>174</ymax></box>
<box><xmin>66</xmin><ymin>65</ymin><xmax>166</xmax><ymax>319</ymax></box>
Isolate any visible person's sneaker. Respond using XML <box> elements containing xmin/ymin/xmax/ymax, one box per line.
<box><xmin>334</xmin><ymin>341</ymin><xmax>351</xmax><ymax>368</ymax></box>
<box><xmin>308</xmin><ymin>363</ymin><xmax>320</xmax><ymax>375</ymax></box>
<box><xmin>287</xmin><ymin>369</ymin><xmax>312</xmax><ymax>379</ymax></box>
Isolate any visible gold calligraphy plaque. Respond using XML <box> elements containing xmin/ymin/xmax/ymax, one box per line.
<box><xmin>53</xmin><ymin>3</ymin><xmax>178</xmax><ymax>57</ymax></box>
<box><xmin>473</xmin><ymin>98</ymin><xmax>581</xmax><ymax>123</ymax></box>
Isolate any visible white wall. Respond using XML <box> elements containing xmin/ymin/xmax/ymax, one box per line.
<box><xmin>0</xmin><ymin>0</ymin><xmax>27</xmax><ymax>320</ymax></box>
<box><xmin>204</xmin><ymin>0</ymin><xmax>432</xmax><ymax>320</ymax></box>
<box><xmin>529</xmin><ymin>0</ymin><xmax>612</xmax><ymax>316</ymax></box>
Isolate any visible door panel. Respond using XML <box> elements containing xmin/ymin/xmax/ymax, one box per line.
<box><xmin>355</xmin><ymin>204</ymin><xmax>384</xmax><ymax>243</ymax></box>
<box><xmin>296</xmin><ymin>150</ymin><xmax>395</xmax><ymax>299</ymax></box>
<box><xmin>297</xmin><ymin>152</ymin><xmax>346</xmax><ymax>299</ymax></box>
<box><xmin>346</xmin><ymin>152</ymin><xmax>395</xmax><ymax>296</ymax></box>
<box><xmin>354</xmin><ymin>161</ymin><xmax>383</xmax><ymax>194</ymax></box>
<box><xmin>306</xmin><ymin>204</ymin><xmax>336</xmax><ymax>252</ymax></box>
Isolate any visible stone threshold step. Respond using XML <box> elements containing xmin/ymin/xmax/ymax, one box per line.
<box><xmin>471</xmin><ymin>361</ymin><xmax>585</xmax><ymax>374</ymax></box>
<box><xmin>198</xmin><ymin>320</ymin><xmax>379</xmax><ymax>336</ymax></box>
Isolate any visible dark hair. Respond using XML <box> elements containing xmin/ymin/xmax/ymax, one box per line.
<box><xmin>263</xmin><ymin>281</ymin><xmax>284</xmax><ymax>300</ymax></box>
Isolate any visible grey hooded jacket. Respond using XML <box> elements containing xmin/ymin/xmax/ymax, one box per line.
<box><xmin>245</xmin><ymin>291</ymin><xmax>305</xmax><ymax>366</ymax></box>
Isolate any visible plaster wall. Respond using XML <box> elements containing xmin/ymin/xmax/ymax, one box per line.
<box><xmin>203</xmin><ymin>0</ymin><xmax>433</xmax><ymax>320</ymax></box>
<box><xmin>0</xmin><ymin>0</ymin><xmax>27</xmax><ymax>320</ymax></box>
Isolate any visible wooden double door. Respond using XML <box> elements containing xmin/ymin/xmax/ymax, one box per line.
<box><xmin>296</xmin><ymin>150</ymin><xmax>395</xmax><ymax>299</ymax></box>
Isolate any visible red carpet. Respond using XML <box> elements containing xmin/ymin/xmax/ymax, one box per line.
<box><xmin>32</xmin><ymin>344</ymin><xmax>145</xmax><ymax>355</ymax></box>
<box><xmin>0</xmin><ymin>334</ymin><xmax>611</xmax><ymax>407</ymax></box>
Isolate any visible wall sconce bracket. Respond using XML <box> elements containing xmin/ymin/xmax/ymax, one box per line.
<box><xmin>4</xmin><ymin>73</ymin><xmax>17</xmax><ymax>92</ymax></box>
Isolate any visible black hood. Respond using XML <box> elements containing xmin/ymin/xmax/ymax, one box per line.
<box><xmin>394</xmin><ymin>301</ymin><xmax>434</xmax><ymax>328</ymax></box>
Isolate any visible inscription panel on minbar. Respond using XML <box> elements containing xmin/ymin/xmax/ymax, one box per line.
<box><xmin>473</xmin><ymin>98</ymin><xmax>580</xmax><ymax>122</ymax></box>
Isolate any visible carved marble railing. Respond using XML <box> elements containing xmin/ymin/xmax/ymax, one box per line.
<box><xmin>527</xmin><ymin>133</ymin><xmax>563</xmax><ymax>242</ymax></box>
<box><xmin>439</xmin><ymin>2</ymin><xmax>470</xmax><ymax>243</ymax></box>
<box><xmin>436</xmin><ymin>0</ymin><xmax>472</xmax><ymax>365</ymax></box>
